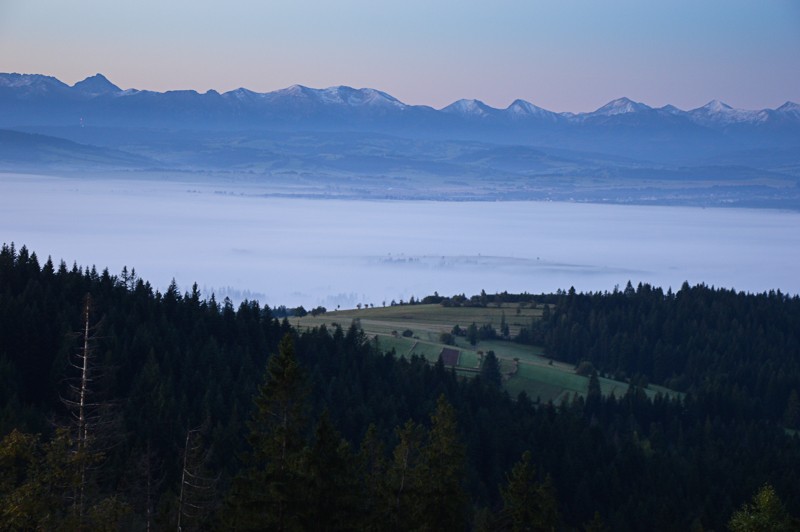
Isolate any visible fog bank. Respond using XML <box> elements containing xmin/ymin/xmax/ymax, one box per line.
<box><xmin>2</xmin><ymin>173</ymin><xmax>798</xmax><ymax>308</ymax></box>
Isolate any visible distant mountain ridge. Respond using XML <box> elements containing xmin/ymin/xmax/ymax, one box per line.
<box><xmin>2</xmin><ymin>72</ymin><xmax>800</xmax><ymax>210</ymax></box>
<box><xmin>1</xmin><ymin>72</ymin><xmax>797</xmax><ymax>130</ymax></box>
<box><xmin>0</xmin><ymin>128</ymin><xmax>154</xmax><ymax>168</ymax></box>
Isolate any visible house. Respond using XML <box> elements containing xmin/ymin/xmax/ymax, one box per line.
<box><xmin>439</xmin><ymin>347</ymin><xmax>460</xmax><ymax>367</ymax></box>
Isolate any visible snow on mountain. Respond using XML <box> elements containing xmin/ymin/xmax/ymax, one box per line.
<box><xmin>657</xmin><ymin>104</ymin><xmax>684</xmax><ymax>115</ymax></box>
<box><xmin>777</xmin><ymin>101</ymin><xmax>800</xmax><ymax>118</ymax></box>
<box><xmin>1</xmin><ymin>72</ymin><xmax>798</xmax><ymax>134</ymax></box>
<box><xmin>504</xmin><ymin>99</ymin><xmax>561</xmax><ymax>122</ymax></box>
<box><xmin>317</xmin><ymin>86</ymin><xmax>405</xmax><ymax>108</ymax></box>
<box><xmin>72</xmin><ymin>73</ymin><xmax>121</xmax><ymax>96</ymax></box>
<box><xmin>261</xmin><ymin>84</ymin><xmax>405</xmax><ymax>110</ymax></box>
<box><xmin>702</xmin><ymin>99</ymin><xmax>732</xmax><ymax>113</ymax></box>
<box><xmin>276</xmin><ymin>84</ymin><xmax>314</xmax><ymax>99</ymax></box>
<box><xmin>591</xmin><ymin>97</ymin><xmax>652</xmax><ymax>117</ymax></box>
<box><xmin>313</xmin><ymin>86</ymin><xmax>347</xmax><ymax>105</ymax></box>
<box><xmin>441</xmin><ymin>99</ymin><xmax>498</xmax><ymax>117</ymax></box>
<box><xmin>0</xmin><ymin>73</ymin><xmax>69</xmax><ymax>94</ymax></box>
<box><xmin>223</xmin><ymin>87</ymin><xmax>264</xmax><ymax>102</ymax></box>
<box><xmin>689</xmin><ymin>100</ymin><xmax>764</xmax><ymax>125</ymax></box>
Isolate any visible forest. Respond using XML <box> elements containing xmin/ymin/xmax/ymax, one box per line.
<box><xmin>1</xmin><ymin>242</ymin><xmax>799</xmax><ymax>531</ymax></box>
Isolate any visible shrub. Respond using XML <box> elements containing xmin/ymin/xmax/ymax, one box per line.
<box><xmin>575</xmin><ymin>361</ymin><xmax>596</xmax><ymax>376</ymax></box>
<box><xmin>439</xmin><ymin>332</ymin><xmax>455</xmax><ymax>345</ymax></box>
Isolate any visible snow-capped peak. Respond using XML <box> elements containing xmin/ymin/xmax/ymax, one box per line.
<box><xmin>279</xmin><ymin>84</ymin><xmax>313</xmax><ymax>98</ymax></box>
<box><xmin>658</xmin><ymin>104</ymin><xmax>684</xmax><ymax>115</ymax></box>
<box><xmin>593</xmin><ymin>97</ymin><xmax>651</xmax><ymax>116</ymax></box>
<box><xmin>699</xmin><ymin>99</ymin><xmax>733</xmax><ymax>113</ymax></box>
<box><xmin>318</xmin><ymin>86</ymin><xmax>404</xmax><ymax>108</ymax></box>
<box><xmin>224</xmin><ymin>87</ymin><xmax>263</xmax><ymax>101</ymax></box>
<box><xmin>262</xmin><ymin>84</ymin><xmax>406</xmax><ymax>109</ymax></box>
<box><xmin>689</xmin><ymin>100</ymin><xmax>763</xmax><ymax>125</ymax></box>
<box><xmin>777</xmin><ymin>101</ymin><xmax>800</xmax><ymax>115</ymax></box>
<box><xmin>0</xmin><ymin>73</ymin><xmax>68</xmax><ymax>90</ymax></box>
<box><xmin>506</xmin><ymin>99</ymin><xmax>541</xmax><ymax>115</ymax></box>
<box><xmin>504</xmin><ymin>99</ymin><xmax>561</xmax><ymax>122</ymax></box>
<box><xmin>441</xmin><ymin>99</ymin><xmax>497</xmax><ymax>117</ymax></box>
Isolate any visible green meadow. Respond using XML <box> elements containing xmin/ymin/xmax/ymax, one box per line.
<box><xmin>296</xmin><ymin>303</ymin><xmax>680</xmax><ymax>403</ymax></box>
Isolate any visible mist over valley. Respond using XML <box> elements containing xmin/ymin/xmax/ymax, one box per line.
<box><xmin>2</xmin><ymin>173</ymin><xmax>797</xmax><ymax>309</ymax></box>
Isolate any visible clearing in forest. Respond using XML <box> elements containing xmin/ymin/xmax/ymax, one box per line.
<box><xmin>296</xmin><ymin>303</ymin><xmax>680</xmax><ymax>403</ymax></box>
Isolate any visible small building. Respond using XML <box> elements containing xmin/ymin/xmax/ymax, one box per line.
<box><xmin>439</xmin><ymin>347</ymin><xmax>460</xmax><ymax>367</ymax></box>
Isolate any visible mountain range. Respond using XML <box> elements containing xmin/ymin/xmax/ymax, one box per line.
<box><xmin>2</xmin><ymin>73</ymin><xmax>798</xmax><ymax>133</ymax></box>
<box><xmin>1</xmin><ymin>73</ymin><xmax>799</xmax><ymax>209</ymax></box>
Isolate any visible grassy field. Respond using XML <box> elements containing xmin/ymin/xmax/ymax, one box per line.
<box><xmin>299</xmin><ymin>303</ymin><xmax>543</xmax><ymax>338</ymax></box>
<box><xmin>296</xmin><ymin>304</ymin><xmax>681</xmax><ymax>402</ymax></box>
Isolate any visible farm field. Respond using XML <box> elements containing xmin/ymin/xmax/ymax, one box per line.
<box><xmin>296</xmin><ymin>304</ymin><xmax>680</xmax><ymax>402</ymax></box>
<box><xmin>299</xmin><ymin>302</ymin><xmax>543</xmax><ymax>338</ymax></box>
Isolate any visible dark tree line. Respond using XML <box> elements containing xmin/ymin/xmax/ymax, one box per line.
<box><xmin>515</xmin><ymin>281</ymin><xmax>800</xmax><ymax>427</ymax></box>
<box><xmin>0</xmin><ymin>243</ymin><xmax>288</xmax><ymax>528</ymax></box>
<box><xmin>2</xmin><ymin>243</ymin><xmax>800</xmax><ymax>530</ymax></box>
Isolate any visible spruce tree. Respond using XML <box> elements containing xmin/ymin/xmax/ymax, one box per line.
<box><xmin>225</xmin><ymin>334</ymin><xmax>309</xmax><ymax>531</ymax></box>
<box><xmin>356</xmin><ymin>424</ymin><xmax>388</xmax><ymax>531</ymax></box>
<box><xmin>500</xmin><ymin>450</ymin><xmax>559</xmax><ymax>532</ymax></box>
<box><xmin>728</xmin><ymin>484</ymin><xmax>795</xmax><ymax>532</ymax></box>
<box><xmin>303</xmin><ymin>411</ymin><xmax>357</xmax><ymax>531</ymax></box>
<box><xmin>416</xmin><ymin>395</ymin><xmax>468</xmax><ymax>531</ymax></box>
<box><xmin>481</xmin><ymin>351</ymin><xmax>503</xmax><ymax>388</ymax></box>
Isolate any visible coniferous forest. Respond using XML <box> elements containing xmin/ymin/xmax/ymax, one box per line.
<box><xmin>2</xmin><ymin>243</ymin><xmax>800</xmax><ymax>531</ymax></box>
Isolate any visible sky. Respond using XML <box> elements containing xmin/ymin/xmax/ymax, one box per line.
<box><xmin>1</xmin><ymin>0</ymin><xmax>798</xmax><ymax>112</ymax></box>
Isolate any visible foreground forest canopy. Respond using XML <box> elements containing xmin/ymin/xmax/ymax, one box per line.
<box><xmin>1</xmin><ymin>243</ymin><xmax>800</xmax><ymax>530</ymax></box>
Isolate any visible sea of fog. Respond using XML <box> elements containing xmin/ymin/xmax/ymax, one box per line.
<box><xmin>2</xmin><ymin>173</ymin><xmax>799</xmax><ymax>309</ymax></box>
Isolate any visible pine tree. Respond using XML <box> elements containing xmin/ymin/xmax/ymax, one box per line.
<box><xmin>0</xmin><ymin>428</ymin><xmax>129</xmax><ymax>530</ymax></box>
<box><xmin>416</xmin><ymin>395</ymin><xmax>468</xmax><ymax>531</ymax></box>
<box><xmin>728</xmin><ymin>484</ymin><xmax>795</xmax><ymax>532</ymax></box>
<box><xmin>467</xmin><ymin>322</ymin><xmax>479</xmax><ymax>346</ymax></box>
<box><xmin>356</xmin><ymin>424</ymin><xmax>388</xmax><ymax>531</ymax></box>
<box><xmin>481</xmin><ymin>351</ymin><xmax>503</xmax><ymax>388</ymax></box>
<box><xmin>225</xmin><ymin>334</ymin><xmax>309</xmax><ymax>531</ymax></box>
<box><xmin>303</xmin><ymin>411</ymin><xmax>357</xmax><ymax>531</ymax></box>
<box><xmin>500</xmin><ymin>450</ymin><xmax>559</xmax><ymax>532</ymax></box>
<box><xmin>0</xmin><ymin>429</ymin><xmax>57</xmax><ymax>529</ymax></box>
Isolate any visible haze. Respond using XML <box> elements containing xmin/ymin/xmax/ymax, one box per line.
<box><xmin>3</xmin><ymin>174</ymin><xmax>798</xmax><ymax>308</ymax></box>
<box><xmin>1</xmin><ymin>1</ymin><xmax>799</xmax><ymax>111</ymax></box>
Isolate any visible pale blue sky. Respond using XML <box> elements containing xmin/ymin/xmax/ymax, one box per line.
<box><xmin>1</xmin><ymin>0</ymin><xmax>798</xmax><ymax>111</ymax></box>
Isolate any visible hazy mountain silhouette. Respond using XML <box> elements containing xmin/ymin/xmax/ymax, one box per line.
<box><xmin>1</xmin><ymin>73</ymin><xmax>798</xmax><ymax>208</ymax></box>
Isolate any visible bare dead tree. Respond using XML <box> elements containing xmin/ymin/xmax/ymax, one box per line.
<box><xmin>59</xmin><ymin>294</ymin><xmax>121</xmax><ymax>525</ymax></box>
<box><xmin>177</xmin><ymin>426</ymin><xmax>218</xmax><ymax>531</ymax></box>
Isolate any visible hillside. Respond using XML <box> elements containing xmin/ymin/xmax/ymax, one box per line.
<box><xmin>297</xmin><ymin>303</ymin><xmax>679</xmax><ymax>403</ymax></box>
<box><xmin>0</xmin><ymin>129</ymin><xmax>154</xmax><ymax>171</ymax></box>
<box><xmin>2</xmin><ymin>243</ymin><xmax>800</xmax><ymax>529</ymax></box>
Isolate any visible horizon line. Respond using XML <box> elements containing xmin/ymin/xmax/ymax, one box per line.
<box><xmin>3</xmin><ymin>71</ymin><xmax>798</xmax><ymax>115</ymax></box>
